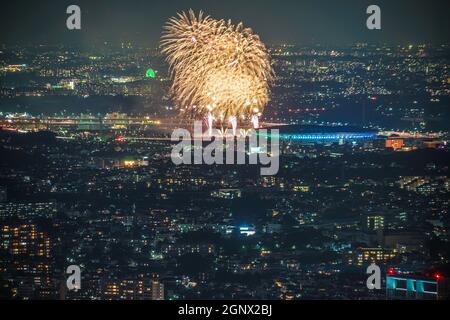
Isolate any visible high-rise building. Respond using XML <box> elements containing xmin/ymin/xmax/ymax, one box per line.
<box><xmin>354</xmin><ymin>247</ymin><xmax>398</xmax><ymax>266</ymax></box>
<box><xmin>387</xmin><ymin>273</ymin><xmax>449</xmax><ymax>300</ymax></box>
<box><xmin>0</xmin><ymin>224</ymin><xmax>55</xmax><ymax>298</ymax></box>
<box><xmin>367</xmin><ymin>215</ymin><xmax>384</xmax><ymax>231</ymax></box>
<box><xmin>151</xmin><ymin>280</ymin><xmax>164</xmax><ymax>300</ymax></box>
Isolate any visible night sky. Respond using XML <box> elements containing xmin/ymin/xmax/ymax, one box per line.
<box><xmin>1</xmin><ymin>0</ymin><xmax>449</xmax><ymax>46</ymax></box>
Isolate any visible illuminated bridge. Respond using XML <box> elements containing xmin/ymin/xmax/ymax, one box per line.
<box><xmin>265</xmin><ymin>132</ymin><xmax>376</xmax><ymax>141</ymax></box>
<box><xmin>261</xmin><ymin>125</ymin><xmax>378</xmax><ymax>141</ymax></box>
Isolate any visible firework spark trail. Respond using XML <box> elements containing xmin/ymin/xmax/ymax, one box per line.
<box><xmin>160</xmin><ymin>10</ymin><xmax>274</xmax><ymax>124</ymax></box>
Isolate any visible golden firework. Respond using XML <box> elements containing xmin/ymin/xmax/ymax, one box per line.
<box><xmin>160</xmin><ymin>10</ymin><xmax>273</xmax><ymax>122</ymax></box>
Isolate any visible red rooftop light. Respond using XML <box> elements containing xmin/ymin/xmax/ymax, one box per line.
<box><xmin>387</xmin><ymin>267</ymin><xmax>395</xmax><ymax>275</ymax></box>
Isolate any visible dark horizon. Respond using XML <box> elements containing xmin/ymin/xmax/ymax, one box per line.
<box><xmin>1</xmin><ymin>0</ymin><xmax>449</xmax><ymax>47</ymax></box>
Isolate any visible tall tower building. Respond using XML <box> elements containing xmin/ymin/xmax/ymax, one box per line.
<box><xmin>151</xmin><ymin>279</ymin><xmax>164</xmax><ymax>300</ymax></box>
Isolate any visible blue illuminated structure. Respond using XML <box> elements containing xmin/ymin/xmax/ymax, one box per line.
<box><xmin>258</xmin><ymin>132</ymin><xmax>377</xmax><ymax>141</ymax></box>
<box><xmin>386</xmin><ymin>275</ymin><xmax>438</xmax><ymax>299</ymax></box>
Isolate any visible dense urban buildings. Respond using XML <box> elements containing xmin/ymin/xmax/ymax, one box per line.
<box><xmin>1</xmin><ymin>0</ymin><xmax>449</xmax><ymax>302</ymax></box>
<box><xmin>1</xmin><ymin>42</ymin><xmax>448</xmax><ymax>300</ymax></box>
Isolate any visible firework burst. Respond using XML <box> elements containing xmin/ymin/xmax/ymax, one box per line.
<box><xmin>161</xmin><ymin>10</ymin><xmax>273</xmax><ymax>124</ymax></box>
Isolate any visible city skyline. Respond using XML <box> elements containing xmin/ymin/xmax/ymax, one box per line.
<box><xmin>0</xmin><ymin>0</ymin><xmax>449</xmax><ymax>304</ymax></box>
